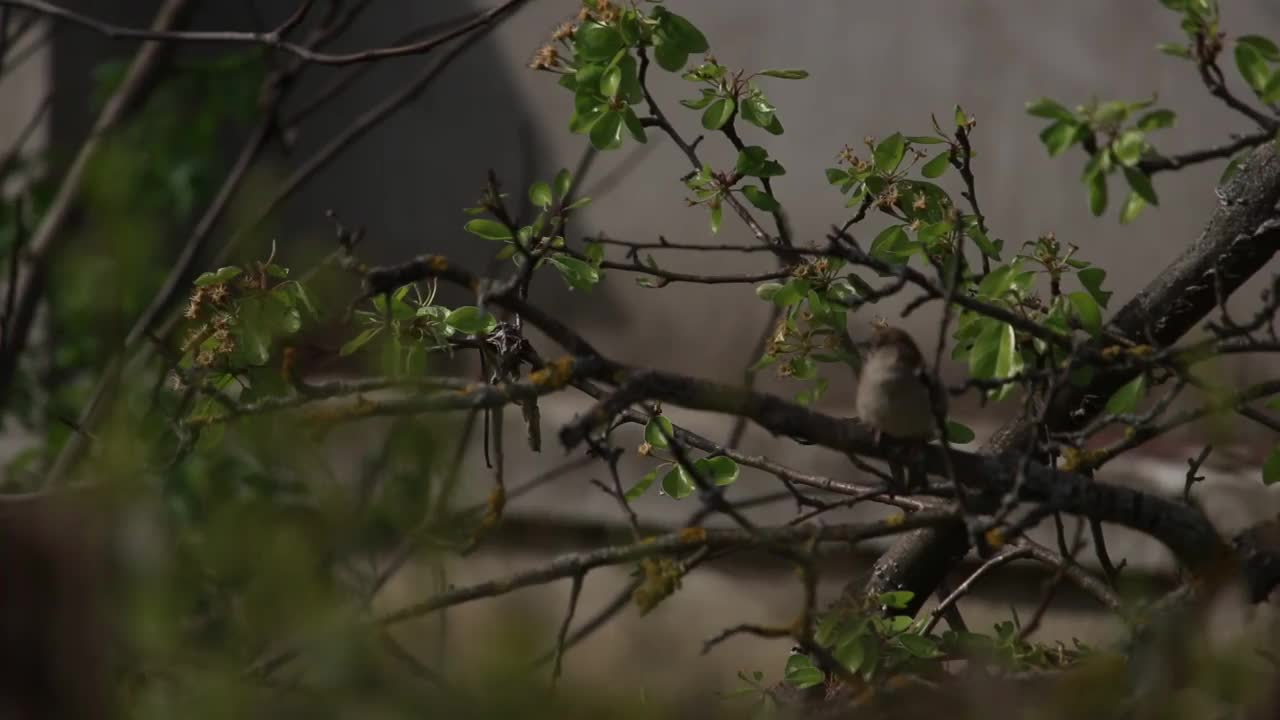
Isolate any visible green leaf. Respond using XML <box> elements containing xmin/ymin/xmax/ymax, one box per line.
<box><xmin>916</xmin><ymin>220</ymin><xmax>952</xmax><ymax>248</ymax></box>
<box><xmin>709</xmin><ymin>202</ymin><xmax>723</xmax><ymax>234</ymax></box>
<box><xmin>897</xmin><ymin>634</ymin><xmax>943</xmax><ymax>659</ymax></box>
<box><xmin>976</xmin><ymin>261</ymin><xmax>1022</xmax><ymax>300</ymax></box>
<box><xmin>879</xmin><ymin>591</ymin><xmax>915</xmax><ymax>609</ymax></box>
<box><xmin>600</xmin><ymin>65</ymin><xmax>622</xmax><ymax>98</ymax></box>
<box><xmin>281</xmin><ymin>281</ymin><xmax>316</xmax><ymax>316</ymax></box>
<box><xmin>1239</xmin><ymin>35</ymin><xmax>1280</xmax><ymax>61</ymax></box>
<box><xmin>869</xmin><ymin>225</ymin><xmax>913</xmax><ymax>263</ymax></box>
<box><xmin>1136</xmin><ymin>109</ymin><xmax>1177</xmax><ymax>131</ymax></box>
<box><xmin>1221</xmin><ymin>150</ymin><xmax>1249</xmax><ymax>185</ymax></box>
<box><xmin>1094</xmin><ymin>99</ymin><xmax>1134</xmax><ymax>126</ymax></box>
<box><xmin>340</xmin><ymin>326</ymin><xmax>381</xmax><ymax>356</ymax></box>
<box><xmin>1087</xmin><ymin>171</ymin><xmax>1108</xmax><ymax>216</ymax></box>
<box><xmin>945</xmin><ymin>421</ymin><xmax>976</xmax><ymax>444</ymax></box>
<box><xmin>1157</xmin><ymin>42</ymin><xmax>1192</xmax><ymax>59</ymax></box>
<box><xmin>661</xmin><ymin>465</ymin><xmax>696</xmax><ymax>499</ymax></box>
<box><xmin>921</xmin><ymin>150</ymin><xmax>951</xmax><ymax>178</ymax></box>
<box><xmin>622</xmin><ymin>106</ymin><xmax>648</xmax><ymax>143</ymax></box>
<box><xmin>883</xmin><ymin>615</ymin><xmax>913</xmax><ymax>635</ymax></box>
<box><xmin>1263</xmin><ymin>72</ymin><xmax>1280</xmax><ymax>103</ymax></box>
<box><xmin>1039</xmin><ymin>120</ymin><xmax>1082</xmax><ymax>157</ymax></box>
<box><xmin>734</xmin><ymin>146</ymin><xmax>786</xmax><ymax>177</ymax></box>
<box><xmin>784</xmin><ymin>655</ymin><xmax>823</xmax><ymax>689</ymax></box>
<box><xmin>626</xmin><ymin>470</ymin><xmax>658</xmax><ymax>500</ymax></box>
<box><xmin>755</xmin><ymin>282</ymin><xmax>783</xmax><ymax>302</ymax></box>
<box><xmin>873</xmin><ymin>132</ymin><xmax>907</xmax><ymax>174</ymax></box>
<box><xmin>1077</xmin><ymin>267</ymin><xmax>1113</xmax><ymax>308</ymax></box>
<box><xmin>826</xmin><ymin>278</ymin><xmax>860</xmax><ymax>305</ymax></box>
<box><xmin>549</xmin><ymin>255</ymin><xmax>600</xmax><ymax>290</ymax></box>
<box><xmin>825</xmin><ymin>167</ymin><xmax>850</xmax><ymax>185</ymax></box>
<box><xmin>1026</xmin><ymin>98</ymin><xmax>1076</xmax><ymax>121</ymax></box>
<box><xmin>742</xmin><ymin>184</ymin><xmax>780</xmax><ymax>211</ymax></box>
<box><xmin>770</xmin><ymin>278</ymin><xmax>808</xmax><ymax>307</ymax></box>
<box><xmin>653</xmin><ymin>40</ymin><xmax>689</xmax><ymax>72</ymax></box>
<box><xmin>740</xmin><ymin>95</ymin><xmax>776</xmax><ymax>131</ymax></box>
<box><xmin>964</xmin><ymin>318</ymin><xmax>1002</xmax><ymax>386</ymax></box>
<box><xmin>682</xmin><ymin>61</ymin><xmax>725</xmax><ymax>82</ymax></box>
<box><xmin>1120</xmin><ymin>191</ymin><xmax>1147</xmax><ymax>224</ymax></box>
<box><xmin>702</xmin><ymin>456</ymin><xmax>740</xmax><ymax>486</ymax></box>
<box><xmin>734</xmin><ymin>147</ymin><xmax>765</xmax><ymax>175</ymax></box>
<box><xmin>954</xmin><ymin>105</ymin><xmax>968</xmax><ymax>127</ymax></box>
<box><xmin>834</xmin><ymin>634</ymin><xmax>868</xmax><ymax>674</ymax></box>
<box><xmin>966</xmin><ymin>223</ymin><xmax>1002</xmax><ymax>261</ymax></box>
<box><xmin>529</xmin><ymin>181</ymin><xmax>553</xmax><ymax>209</ymax></box>
<box><xmin>1123</xmin><ymin>166</ymin><xmax>1159</xmax><ymax>205</ymax></box>
<box><xmin>618</xmin><ymin>10</ymin><xmax>642</xmax><ymax>45</ymax></box>
<box><xmin>759</xmin><ymin>68</ymin><xmax>809</xmax><ymax>79</ymax></box>
<box><xmin>992</xmin><ymin>322</ymin><xmax>1023</xmax><ymax>400</ymax></box>
<box><xmin>659</xmin><ymin>10</ymin><xmax>710</xmax><ymax>53</ymax></box>
<box><xmin>701</xmin><ymin>97</ymin><xmax>736</xmax><ymax>130</ymax></box>
<box><xmin>1067</xmin><ymin>292</ymin><xmax>1102</xmax><ymax>336</ymax></box>
<box><xmin>1112</xmin><ymin>130</ymin><xmax>1146</xmax><ymax>167</ymax></box>
<box><xmin>589</xmin><ymin>110</ymin><xmax>625</xmax><ymax>150</ymax></box>
<box><xmin>644</xmin><ymin>416</ymin><xmax>674</xmax><ymax>448</ymax></box>
<box><xmin>554</xmin><ymin>168</ymin><xmax>572</xmax><ymax>200</ymax></box>
<box><xmin>569</xmin><ymin>102</ymin><xmax>608</xmax><ymax>134</ymax></box>
<box><xmin>1235</xmin><ymin>43</ymin><xmax>1272</xmax><ymax>93</ymax></box>
<box><xmin>575</xmin><ymin>21</ymin><xmax>624</xmax><ymax>60</ymax></box>
<box><xmin>680</xmin><ymin>92</ymin><xmax>715</xmax><ymax>110</ymax></box>
<box><xmin>444</xmin><ymin>306</ymin><xmax>497</xmax><ymax>335</ymax></box>
<box><xmin>464</xmin><ymin>218</ymin><xmax>513</xmax><ymax>241</ymax></box>
<box><xmin>194</xmin><ymin>265</ymin><xmax>243</xmax><ymax>287</ymax></box>
<box><xmin>1264</xmin><ymin>447</ymin><xmax>1280</xmax><ymax>486</ymax></box>
<box><xmin>1105</xmin><ymin>375</ymin><xmax>1147</xmax><ymax>415</ymax></box>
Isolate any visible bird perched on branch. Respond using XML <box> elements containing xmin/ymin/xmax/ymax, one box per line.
<box><xmin>854</xmin><ymin>323</ymin><xmax>941</xmax><ymax>492</ymax></box>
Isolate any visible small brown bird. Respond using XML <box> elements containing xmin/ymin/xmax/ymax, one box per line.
<box><xmin>854</xmin><ymin>324</ymin><xmax>940</xmax><ymax>492</ymax></box>
<box><xmin>855</xmin><ymin>325</ymin><xmax>938</xmax><ymax>441</ymax></box>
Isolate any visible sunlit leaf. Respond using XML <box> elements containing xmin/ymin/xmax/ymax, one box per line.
<box><xmin>873</xmin><ymin>132</ymin><xmax>907</xmax><ymax>174</ymax></box>
<box><xmin>464</xmin><ymin>219</ymin><xmax>513</xmax><ymax>241</ymax></box>
<box><xmin>625</xmin><ymin>470</ymin><xmax>658</xmax><ymax>499</ymax></box>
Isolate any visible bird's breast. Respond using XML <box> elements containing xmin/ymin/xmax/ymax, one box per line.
<box><xmin>855</xmin><ymin>366</ymin><xmax>935</xmax><ymax>439</ymax></box>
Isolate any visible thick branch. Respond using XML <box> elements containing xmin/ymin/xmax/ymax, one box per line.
<box><xmin>865</xmin><ymin>140</ymin><xmax>1280</xmax><ymax>613</ymax></box>
<box><xmin>556</xmin><ymin>366</ymin><xmax>1224</xmax><ymax>569</ymax></box>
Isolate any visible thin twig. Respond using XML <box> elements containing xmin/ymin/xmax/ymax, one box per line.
<box><xmin>0</xmin><ymin>0</ymin><xmax>532</xmax><ymax>66</ymax></box>
<box><xmin>550</xmin><ymin>572</ymin><xmax>585</xmax><ymax>688</ymax></box>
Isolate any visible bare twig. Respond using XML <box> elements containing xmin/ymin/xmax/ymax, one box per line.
<box><xmin>0</xmin><ymin>0</ymin><xmax>532</xmax><ymax>66</ymax></box>
<box><xmin>550</xmin><ymin>572</ymin><xmax>585</xmax><ymax>688</ymax></box>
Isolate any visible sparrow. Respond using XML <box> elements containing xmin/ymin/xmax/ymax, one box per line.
<box><xmin>854</xmin><ymin>325</ymin><xmax>941</xmax><ymax>492</ymax></box>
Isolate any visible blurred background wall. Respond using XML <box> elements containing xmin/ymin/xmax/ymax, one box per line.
<box><xmin>6</xmin><ymin>0</ymin><xmax>1279</xmax><ymax>700</ymax></box>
